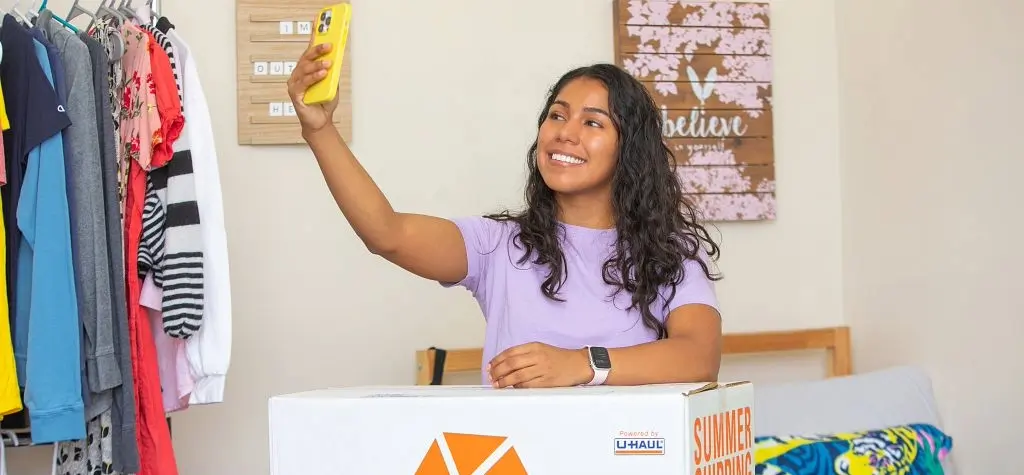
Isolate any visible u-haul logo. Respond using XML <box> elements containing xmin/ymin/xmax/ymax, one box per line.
<box><xmin>415</xmin><ymin>432</ymin><xmax>528</xmax><ymax>474</ymax></box>
<box><xmin>614</xmin><ymin>437</ymin><xmax>666</xmax><ymax>455</ymax></box>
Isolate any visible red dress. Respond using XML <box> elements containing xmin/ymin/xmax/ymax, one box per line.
<box><xmin>120</xmin><ymin>22</ymin><xmax>183</xmax><ymax>475</ymax></box>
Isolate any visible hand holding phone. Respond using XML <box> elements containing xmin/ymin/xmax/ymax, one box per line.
<box><xmin>286</xmin><ymin>3</ymin><xmax>351</xmax><ymax>134</ymax></box>
<box><xmin>287</xmin><ymin>43</ymin><xmax>335</xmax><ymax>134</ymax></box>
<box><xmin>303</xmin><ymin>3</ymin><xmax>351</xmax><ymax>105</ymax></box>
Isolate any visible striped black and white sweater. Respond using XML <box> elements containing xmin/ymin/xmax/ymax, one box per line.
<box><xmin>138</xmin><ymin>24</ymin><xmax>206</xmax><ymax>339</ymax></box>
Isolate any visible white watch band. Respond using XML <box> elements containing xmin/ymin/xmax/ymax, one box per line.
<box><xmin>586</xmin><ymin>366</ymin><xmax>609</xmax><ymax>386</ymax></box>
<box><xmin>585</xmin><ymin>346</ymin><xmax>610</xmax><ymax>386</ymax></box>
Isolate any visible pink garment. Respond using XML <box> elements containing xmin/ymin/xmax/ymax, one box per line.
<box><xmin>141</xmin><ymin>272</ymin><xmax>193</xmax><ymax>413</ymax></box>
<box><xmin>0</xmin><ymin>131</ymin><xmax>6</xmax><ymax>185</ymax></box>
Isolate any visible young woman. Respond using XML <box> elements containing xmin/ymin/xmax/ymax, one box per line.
<box><xmin>287</xmin><ymin>43</ymin><xmax>724</xmax><ymax>389</ymax></box>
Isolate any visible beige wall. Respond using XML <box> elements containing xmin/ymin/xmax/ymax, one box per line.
<box><xmin>6</xmin><ymin>0</ymin><xmax>1016</xmax><ymax>473</ymax></box>
<box><xmin>836</xmin><ymin>0</ymin><xmax>1023</xmax><ymax>471</ymax></box>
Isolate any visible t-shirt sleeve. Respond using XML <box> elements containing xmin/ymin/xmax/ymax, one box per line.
<box><xmin>441</xmin><ymin>216</ymin><xmax>507</xmax><ymax>299</ymax></box>
<box><xmin>24</xmin><ymin>52</ymin><xmax>71</xmax><ymax>153</ymax></box>
<box><xmin>665</xmin><ymin>251</ymin><xmax>721</xmax><ymax>318</ymax></box>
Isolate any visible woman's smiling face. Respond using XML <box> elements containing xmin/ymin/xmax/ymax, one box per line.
<box><xmin>536</xmin><ymin>77</ymin><xmax>619</xmax><ymax>197</ymax></box>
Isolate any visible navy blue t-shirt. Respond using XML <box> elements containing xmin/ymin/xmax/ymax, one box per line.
<box><xmin>31</xmin><ymin>28</ymin><xmax>75</xmax><ymax>190</ymax></box>
<box><xmin>0</xmin><ymin>15</ymin><xmax>71</xmax><ymax>327</ymax></box>
<box><xmin>31</xmin><ymin>28</ymin><xmax>79</xmax><ymax>232</ymax></box>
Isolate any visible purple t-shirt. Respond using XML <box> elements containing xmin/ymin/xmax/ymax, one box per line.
<box><xmin>443</xmin><ymin>216</ymin><xmax>720</xmax><ymax>383</ymax></box>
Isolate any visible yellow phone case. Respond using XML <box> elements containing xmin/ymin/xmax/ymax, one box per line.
<box><xmin>303</xmin><ymin>3</ymin><xmax>351</xmax><ymax>105</ymax></box>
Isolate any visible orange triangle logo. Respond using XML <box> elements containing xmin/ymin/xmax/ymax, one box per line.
<box><xmin>486</xmin><ymin>447</ymin><xmax>526</xmax><ymax>474</ymax></box>
<box><xmin>414</xmin><ymin>432</ymin><xmax>528</xmax><ymax>475</ymax></box>
<box><xmin>444</xmin><ymin>433</ymin><xmax>506</xmax><ymax>474</ymax></box>
<box><xmin>415</xmin><ymin>440</ymin><xmax>450</xmax><ymax>475</ymax></box>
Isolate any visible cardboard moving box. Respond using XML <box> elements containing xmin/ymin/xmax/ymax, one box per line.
<box><xmin>269</xmin><ymin>382</ymin><xmax>754</xmax><ymax>475</ymax></box>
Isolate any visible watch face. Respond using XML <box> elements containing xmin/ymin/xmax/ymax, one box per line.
<box><xmin>589</xmin><ymin>346</ymin><xmax>612</xmax><ymax>370</ymax></box>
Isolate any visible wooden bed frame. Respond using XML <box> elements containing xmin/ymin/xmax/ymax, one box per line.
<box><xmin>415</xmin><ymin>326</ymin><xmax>852</xmax><ymax>385</ymax></box>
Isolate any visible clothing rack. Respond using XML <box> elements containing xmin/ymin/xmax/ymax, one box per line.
<box><xmin>3</xmin><ymin>0</ymin><xmax>174</xmax><ymax>448</ymax></box>
<box><xmin>1</xmin><ymin>0</ymin><xmax>234</xmax><ymax>472</ymax></box>
<box><xmin>27</xmin><ymin>0</ymin><xmax>162</xmax><ymax>32</ymax></box>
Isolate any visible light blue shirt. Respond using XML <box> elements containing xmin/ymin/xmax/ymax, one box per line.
<box><xmin>13</xmin><ymin>38</ymin><xmax>84</xmax><ymax>444</ymax></box>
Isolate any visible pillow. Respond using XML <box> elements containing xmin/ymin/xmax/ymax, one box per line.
<box><xmin>754</xmin><ymin>423</ymin><xmax>952</xmax><ymax>474</ymax></box>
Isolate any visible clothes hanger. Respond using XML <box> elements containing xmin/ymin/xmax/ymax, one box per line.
<box><xmin>123</xmin><ymin>0</ymin><xmax>155</xmax><ymax>21</ymax></box>
<box><xmin>65</xmin><ymin>0</ymin><xmax>97</xmax><ymax>31</ymax></box>
<box><xmin>116</xmin><ymin>0</ymin><xmax>137</xmax><ymax>19</ymax></box>
<box><xmin>0</xmin><ymin>431</ymin><xmax>7</xmax><ymax>475</ymax></box>
<box><xmin>121</xmin><ymin>0</ymin><xmax>157</xmax><ymax>25</ymax></box>
<box><xmin>135</xmin><ymin>0</ymin><xmax>157</xmax><ymax>25</ymax></box>
<box><xmin>8</xmin><ymin>0</ymin><xmax>34</xmax><ymax>25</ymax></box>
<box><xmin>33</xmin><ymin>0</ymin><xmax>80</xmax><ymax>32</ymax></box>
<box><xmin>24</xmin><ymin>0</ymin><xmax>37</xmax><ymax>21</ymax></box>
<box><xmin>94</xmin><ymin>0</ymin><xmax>126</xmax><ymax>61</ymax></box>
<box><xmin>96</xmin><ymin>0</ymin><xmax>126</xmax><ymax>23</ymax></box>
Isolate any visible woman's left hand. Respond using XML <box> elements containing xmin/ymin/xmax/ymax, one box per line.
<box><xmin>487</xmin><ymin>342</ymin><xmax>593</xmax><ymax>388</ymax></box>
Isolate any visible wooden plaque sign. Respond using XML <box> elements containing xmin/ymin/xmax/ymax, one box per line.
<box><xmin>613</xmin><ymin>0</ymin><xmax>775</xmax><ymax>221</ymax></box>
<box><xmin>235</xmin><ymin>0</ymin><xmax>352</xmax><ymax>145</ymax></box>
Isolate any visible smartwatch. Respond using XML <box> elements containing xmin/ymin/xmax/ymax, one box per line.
<box><xmin>585</xmin><ymin>346</ymin><xmax>611</xmax><ymax>386</ymax></box>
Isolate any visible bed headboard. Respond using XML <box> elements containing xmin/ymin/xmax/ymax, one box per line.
<box><xmin>415</xmin><ymin>326</ymin><xmax>852</xmax><ymax>385</ymax></box>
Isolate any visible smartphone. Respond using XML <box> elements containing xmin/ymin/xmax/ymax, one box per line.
<box><xmin>303</xmin><ymin>3</ymin><xmax>351</xmax><ymax>105</ymax></box>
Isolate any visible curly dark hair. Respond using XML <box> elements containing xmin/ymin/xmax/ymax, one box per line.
<box><xmin>485</xmin><ymin>63</ymin><xmax>722</xmax><ymax>339</ymax></box>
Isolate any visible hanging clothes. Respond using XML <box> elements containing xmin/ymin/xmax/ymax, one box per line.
<box><xmin>47</xmin><ymin>15</ymin><xmax>141</xmax><ymax>475</ymax></box>
<box><xmin>0</xmin><ymin>13</ymin><xmax>84</xmax><ymax>444</ymax></box>
<box><xmin>0</xmin><ymin>15</ymin><xmax>48</xmax><ymax>341</ymax></box>
<box><xmin>134</xmin><ymin>12</ymin><xmax>199</xmax><ymax>416</ymax></box>
<box><xmin>142</xmin><ymin>273</ymin><xmax>192</xmax><ymax>413</ymax></box>
<box><xmin>13</xmin><ymin>19</ymin><xmax>85</xmax><ymax>445</ymax></box>
<box><xmin>164</xmin><ymin>26</ymin><xmax>233</xmax><ymax>407</ymax></box>
<box><xmin>80</xmin><ymin>27</ymin><xmax>140</xmax><ymax>475</ymax></box>
<box><xmin>0</xmin><ymin>196</ymin><xmax>17</xmax><ymax>421</ymax></box>
<box><xmin>0</xmin><ymin>5</ymin><xmax>233</xmax><ymax>474</ymax></box>
<box><xmin>37</xmin><ymin>8</ymin><xmax>120</xmax><ymax>424</ymax></box>
<box><xmin>0</xmin><ymin>78</ymin><xmax>9</xmax><ymax>185</ymax></box>
<box><xmin>139</xmin><ymin>22</ymin><xmax>205</xmax><ymax>341</ymax></box>
<box><xmin>0</xmin><ymin>70</ymin><xmax>18</xmax><ymax>422</ymax></box>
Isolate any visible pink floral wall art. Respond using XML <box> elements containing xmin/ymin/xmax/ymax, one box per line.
<box><xmin>614</xmin><ymin>0</ymin><xmax>775</xmax><ymax>221</ymax></box>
